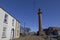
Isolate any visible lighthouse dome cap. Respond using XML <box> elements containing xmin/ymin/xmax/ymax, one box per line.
<box><xmin>38</xmin><ymin>8</ymin><xmax>42</xmax><ymax>12</ymax></box>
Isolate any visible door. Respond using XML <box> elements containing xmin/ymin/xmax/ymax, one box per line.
<box><xmin>10</xmin><ymin>29</ymin><xmax>14</xmax><ymax>40</ymax></box>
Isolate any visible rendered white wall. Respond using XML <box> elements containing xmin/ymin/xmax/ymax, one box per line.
<box><xmin>0</xmin><ymin>8</ymin><xmax>20</xmax><ymax>40</ymax></box>
<box><xmin>0</xmin><ymin>8</ymin><xmax>6</xmax><ymax>40</ymax></box>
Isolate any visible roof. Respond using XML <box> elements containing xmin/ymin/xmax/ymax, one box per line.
<box><xmin>48</xmin><ymin>27</ymin><xmax>60</xmax><ymax>31</ymax></box>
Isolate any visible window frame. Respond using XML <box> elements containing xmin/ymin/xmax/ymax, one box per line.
<box><xmin>12</xmin><ymin>19</ymin><xmax>14</xmax><ymax>26</ymax></box>
<box><xmin>4</xmin><ymin>14</ymin><xmax>8</xmax><ymax>24</ymax></box>
<box><xmin>2</xmin><ymin>27</ymin><xmax>6</xmax><ymax>38</ymax></box>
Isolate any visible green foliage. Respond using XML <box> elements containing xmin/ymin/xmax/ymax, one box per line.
<box><xmin>58</xmin><ymin>37</ymin><xmax>60</xmax><ymax>40</ymax></box>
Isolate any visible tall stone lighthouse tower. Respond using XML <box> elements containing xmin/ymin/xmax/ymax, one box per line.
<box><xmin>38</xmin><ymin>8</ymin><xmax>43</xmax><ymax>35</ymax></box>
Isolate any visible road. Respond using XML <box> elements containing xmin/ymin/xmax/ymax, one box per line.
<box><xmin>14</xmin><ymin>35</ymin><xmax>45</xmax><ymax>40</ymax></box>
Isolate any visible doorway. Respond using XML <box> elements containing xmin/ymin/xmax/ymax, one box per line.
<box><xmin>10</xmin><ymin>28</ymin><xmax>14</xmax><ymax>40</ymax></box>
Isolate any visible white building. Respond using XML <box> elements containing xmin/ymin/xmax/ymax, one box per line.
<box><xmin>0</xmin><ymin>8</ymin><xmax>20</xmax><ymax>40</ymax></box>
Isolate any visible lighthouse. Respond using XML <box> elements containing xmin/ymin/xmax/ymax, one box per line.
<box><xmin>38</xmin><ymin>8</ymin><xmax>43</xmax><ymax>35</ymax></box>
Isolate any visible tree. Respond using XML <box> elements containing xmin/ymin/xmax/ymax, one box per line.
<box><xmin>24</xmin><ymin>27</ymin><xmax>30</xmax><ymax>35</ymax></box>
<box><xmin>20</xmin><ymin>26</ymin><xmax>31</xmax><ymax>36</ymax></box>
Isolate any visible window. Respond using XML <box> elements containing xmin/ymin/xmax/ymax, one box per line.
<box><xmin>4</xmin><ymin>14</ymin><xmax>8</xmax><ymax>24</ymax></box>
<box><xmin>12</xmin><ymin>19</ymin><xmax>14</xmax><ymax>26</ymax></box>
<box><xmin>2</xmin><ymin>27</ymin><xmax>6</xmax><ymax>38</ymax></box>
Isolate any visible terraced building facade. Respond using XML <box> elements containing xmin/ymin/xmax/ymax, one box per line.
<box><xmin>0</xmin><ymin>8</ymin><xmax>20</xmax><ymax>40</ymax></box>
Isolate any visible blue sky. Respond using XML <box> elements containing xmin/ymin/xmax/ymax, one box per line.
<box><xmin>0</xmin><ymin>0</ymin><xmax>60</xmax><ymax>32</ymax></box>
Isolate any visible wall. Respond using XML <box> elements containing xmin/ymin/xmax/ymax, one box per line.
<box><xmin>15</xmin><ymin>21</ymin><xmax>20</xmax><ymax>38</ymax></box>
<box><xmin>0</xmin><ymin>8</ymin><xmax>5</xmax><ymax>40</ymax></box>
<box><xmin>0</xmin><ymin>8</ymin><xmax>20</xmax><ymax>40</ymax></box>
